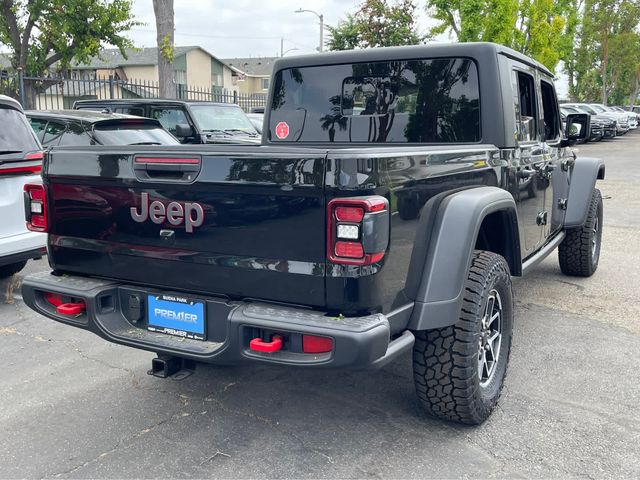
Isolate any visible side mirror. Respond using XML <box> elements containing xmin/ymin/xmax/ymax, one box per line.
<box><xmin>561</xmin><ymin>113</ymin><xmax>590</xmax><ymax>147</ymax></box>
<box><xmin>174</xmin><ymin>123</ymin><xmax>194</xmax><ymax>138</ymax></box>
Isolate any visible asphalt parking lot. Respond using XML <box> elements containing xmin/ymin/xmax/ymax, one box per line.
<box><xmin>2</xmin><ymin>133</ymin><xmax>639</xmax><ymax>479</ymax></box>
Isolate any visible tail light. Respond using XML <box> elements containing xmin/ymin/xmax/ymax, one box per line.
<box><xmin>327</xmin><ymin>196</ymin><xmax>389</xmax><ymax>265</ymax></box>
<box><xmin>24</xmin><ymin>183</ymin><xmax>48</xmax><ymax>232</ymax></box>
<box><xmin>0</xmin><ymin>151</ymin><xmax>43</xmax><ymax>176</ymax></box>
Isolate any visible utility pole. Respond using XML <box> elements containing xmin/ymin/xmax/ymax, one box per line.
<box><xmin>294</xmin><ymin>8</ymin><xmax>324</xmax><ymax>52</ymax></box>
<box><xmin>280</xmin><ymin>37</ymin><xmax>299</xmax><ymax>57</ymax></box>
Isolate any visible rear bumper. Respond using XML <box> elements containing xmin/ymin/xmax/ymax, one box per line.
<box><xmin>21</xmin><ymin>271</ymin><xmax>411</xmax><ymax>369</ymax></box>
<box><xmin>0</xmin><ymin>245</ymin><xmax>46</xmax><ymax>268</ymax></box>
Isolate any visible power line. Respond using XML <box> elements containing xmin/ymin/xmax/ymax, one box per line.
<box><xmin>130</xmin><ymin>28</ymin><xmax>318</xmax><ymax>52</ymax></box>
<box><xmin>132</xmin><ymin>28</ymin><xmax>281</xmax><ymax>40</ymax></box>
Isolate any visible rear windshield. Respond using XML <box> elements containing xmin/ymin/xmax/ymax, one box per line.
<box><xmin>0</xmin><ymin>106</ymin><xmax>40</xmax><ymax>154</ymax></box>
<box><xmin>92</xmin><ymin>122</ymin><xmax>180</xmax><ymax>145</ymax></box>
<box><xmin>269</xmin><ymin>57</ymin><xmax>480</xmax><ymax>143</ymax></box>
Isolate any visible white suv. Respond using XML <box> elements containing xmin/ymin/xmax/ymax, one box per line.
<box><xmin>0</xmin><ymin>95</ymin><xmax>46</xmax><ymax>278</ymax></box>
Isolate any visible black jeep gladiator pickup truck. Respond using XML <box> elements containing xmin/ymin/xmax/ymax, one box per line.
<box><xmin>22</xmin><ymin>43</ymin><xmax>604</xmax><ymax>425</ymax></box>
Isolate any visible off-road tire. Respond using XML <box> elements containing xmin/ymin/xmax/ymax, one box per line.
<box><xmin>412</xmin><ymin>251</ymin><xmax>513</xmax><ymax>425</ymax></box>
<box><xmin>0</xmin><ymin>261</ymin><xmax>27</xmax><ymax>279</ymax></box>
<box><xmin>558</xmin><ymin>188</ymin><xmax>602</xmax><ymax>277</ymax></box>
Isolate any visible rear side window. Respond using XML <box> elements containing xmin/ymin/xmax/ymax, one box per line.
<box><xmin>42</xmin><ymin>121</ymin><xmax>65</xmax><ymax>146</ymax></box>
<box><xmin>29</xmin><ymin>118</ymin><xmax>48</xmax><ymax>141</ymax></box>
<box><xmin>0</xmin><ymin>107</ymin><xmax>40</xmax><ymax>152</ymax></box>
<box><xmin>515</xmin><ymin>71</ymin><xmax>538</xmax><ymax>142</ymax></box>
<box><xmin>269</xmin><ymin>58</ymin><xmax>480</xmax><ymax>143</ymax></box>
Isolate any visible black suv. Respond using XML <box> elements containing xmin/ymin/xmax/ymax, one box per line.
<box><xmin>27</xmin><ymin>110</ymin><xmax>180</xmax><ymax>147</ymax></box>
<box><xmin>73</xmin><ymin>99</ymin><xmax>260</xmax><ymax>145</ymax></box>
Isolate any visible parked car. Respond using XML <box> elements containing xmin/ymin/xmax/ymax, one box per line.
<box><xmin>73</xmin><ymin>99</ymin><xmax>261</xmax><ymax>145</ymax></box>
<box><xmin>564</xmin><ymin>103</ymin><xmax>619</xmax><ymax>137</ymax></box>
<box><xmin>0</xmin><ymin>95</ymin><xmax>46</xmax><ymax>278</ymax></box>
<box><xmin>246</xmin><ymin>113</ymin><xmax>264</xmax><ymax>134</ymax></box>
<box><xmin>608</xmin><ymin>106</ymin><xmax>638</xmax><ymax>129</ymax></box>
<box><xmin>26</xmin><ymin>110</ymin><xmax>180</xmax><ymax>147</ymax></box>
<box><xmin>587</xmin><ymin>103</ymin><xmax>630</xmax><ymax>133</ymax></box>
<box><xmin>23</xmin><ymin>43</ymin><xmax>603</xmax><ymax>426</ymax></box>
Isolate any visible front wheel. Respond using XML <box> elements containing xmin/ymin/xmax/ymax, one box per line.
<box><xmin>412</xmin><ymin>251</ymin><xmax>513</xmax><ymax>425</ymax></box>
<box><xmin>558</xmin><ymin>188</ymin><xmax>603</xmax><ymax>277</ymax></box>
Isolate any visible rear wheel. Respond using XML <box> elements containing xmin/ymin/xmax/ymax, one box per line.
<box><xmin>0</xmin><ymin>261</ymin><xmax>27</xmax><ymax>279</ymax></box>
<box><xmin>558</xmin><ymin>188</ymin><xmax>602</xmax><ymax>277</ymax></box>
<box><xmin>412</xmin><ymin>251</ymin><xmax>513</xmax><ymax>425</ymax></box>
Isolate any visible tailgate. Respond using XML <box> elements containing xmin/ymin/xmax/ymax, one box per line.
<box><xmin>45</xmin><ymin>146</ymin><xmax>327</xmax><ymax>307</ymax></box>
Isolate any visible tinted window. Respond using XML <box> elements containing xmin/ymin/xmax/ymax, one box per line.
<box><xmin>0</xmin><ymin>107</ymin><xmax>40</xmax><ymax>152</ymax></box>
<box><xmin>115</xmin><ymin>106</ymin><xmax>145</xmax><ymax>116</ymax></box>
<box><xmin>150</xmin><ymin>108</ymin><xmax>189</xmax><ymax>135</ymax></box>
<box><xmin>540</xmin><ymin>80</ymin><xmax>559</xmax><ymax>141</ymax></box>
<box><xmin>58</xmin><ymin>123</ymin><xmax>92</xmax><ymax>146</ymax></box>
<box><xmin>515</xmin><ymin>71</ymin><xmax>537</xmax><ymax>142</ymax></box>
<box><xmin>270</xmin><ymin>58</ymin><xmax>480</xmax><ymax>143</ymax></box>
<box><xmin>42</xmin><ymin>121</ymin><xmax>65</xmax><ymax>147</ymax></box>
<box><xmin>92</xmin><ymin>122</ymin><xmax>180</xmax><ymax>145</ymax></box>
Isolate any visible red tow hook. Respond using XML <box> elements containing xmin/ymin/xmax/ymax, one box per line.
<box><xmin>249</xmin><ymin>335</ymin><xmax>283</xmax><ymax>353</ymax></box>
<box><xmin>44</xmin><ymin>292</ymin><xmax>86</xmax><ymax>316</ymax></box>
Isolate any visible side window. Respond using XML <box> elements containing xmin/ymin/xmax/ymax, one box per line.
<box><xmin>515</xmin><ymin>71</ymin><xmax>538</xmax><ymax>142</ymax></box>
<box><xmin>29</xmin><ymin>118</ymin><xmax>48</xmax><ymax>141</ymax></box>
<box><xmin>58</xmin><ymin>123</ymin><xmax>92</xmax><ymax>146</ymax></box>
<box><xmin>540</xmin><ymin>80</ymin><xmax>560</xmax><ymax>141</ymax></box>
<box><xmin>150</xmin><ymin>108</ymin><xmax>189</xmax><ymax>135</ymax></box>
<box><xmin>42</xmin><ymin>121</ymin><xmax>66</xmax><ymax>146</ymax></box>
<box><xmin>115</xmin><ymin>106</ymin><xmax>145</xmax><ymax>116</ymax></box>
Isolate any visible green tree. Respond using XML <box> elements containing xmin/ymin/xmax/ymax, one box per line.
<box><xmin>0</xmin><ymin>0</ymin><xmax>139</xmax><ymax>106</ymax></box>
<box><xmin>327</xmin><ymin>0</ymin><xmax>424</xmax><ymax>51</ymax></box>
<box><xmin>426</xmin><ymin>0</ymin><xmax>579</xmax><ymax>72</ymax></box>
<box><xmin>573</xmin><ymin>0</ymin><xmax>640</xmax><ymax>104</ymax></box>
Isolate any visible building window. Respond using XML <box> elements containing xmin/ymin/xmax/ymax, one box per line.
<box><xmin>261</xmin><ymin>78</ymin><xmax>270</xmax><ymax>90</ymax></box>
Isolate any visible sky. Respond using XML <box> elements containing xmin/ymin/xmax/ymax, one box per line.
<box><xmin>126</xmin><ymin>0</ymin><xmax>568</xmax><ymax>95</ymax></box>
<box><xmin>126</xmin><ymin>0</ymin><xmax>433</xmax><ymax>58</ymax></box>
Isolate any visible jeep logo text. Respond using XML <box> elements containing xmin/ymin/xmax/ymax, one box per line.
<box><xmin>130</xmin><ymin>192</ymin><xmax>204</xmax><ymax>233</ymax></box>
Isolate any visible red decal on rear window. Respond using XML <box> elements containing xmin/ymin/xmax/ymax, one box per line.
<box><xmin>275</xmin><ymin>121</ymin><xmax>290</xmax><ymax>140</ymax></box>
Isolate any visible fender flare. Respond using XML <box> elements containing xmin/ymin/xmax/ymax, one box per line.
<box><xmin>564</xmin><ymin>156</ymin><xmax>605</xmax><ymax>228</ymax></box>
<box><xmin>407</xmin><ymin>186</ymin><xmax>520</xmax><ymax>331</ymax></box>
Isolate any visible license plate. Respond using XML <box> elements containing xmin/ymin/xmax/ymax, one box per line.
<box><xmin>147</xmin><ymin>294</ymin><xmax>205</xmax><ymax>340</ymax></box>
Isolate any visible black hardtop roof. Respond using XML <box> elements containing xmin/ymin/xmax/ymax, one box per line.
<box><xmin>0</xmin><ymin>94</ymin><xmax>24</xmax><ymax>112</ymax></box>
<box><xmin>272</xmin><ymin>42</ymin><xmax>554</xmax><ymax>78</ymax></box>
<box><xmin>74</xmin><ymin>98</ymin><xmax>243</xmax><ymax>108</ymax></box>
<box><xmin>26</xmin><ymin>109</ymin><xmax>150</xmax><ymax>124</ymax></box>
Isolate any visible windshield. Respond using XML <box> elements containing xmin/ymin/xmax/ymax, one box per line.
<box><xmin>190</xmin><ymin>105</ymin><xmax>258</xmax><ymax>135</ymax></box>
<box><xmin>0</xmin><ymin>107</ymin><xmax>40</xmax><ymax>155</ymax></box>
<box><xmin>561</xmin><ymin>106</ymin><xmax>579</xmax><ymax>114</ymax></box>
<box><xmin>574</xmin><ymin>105</ymin><xmax>597</xmax><ymax>115</ymax></box>
<box><xmin>590</xmin><ymin>104</ymin><xmax>607</xmax><ymax>113</ymax></box>
<box><xmin>92</xmin><ymin>122</ymin><xmax>180</xmax><ymax>145</ymax></box>
<box><xmin>270</xmin><ymin>57</ymin><xmax>481</xmax><ymax>143</ymax></box>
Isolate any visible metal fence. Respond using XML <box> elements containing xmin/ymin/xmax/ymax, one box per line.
<box><xmin>0</xmin><ymin>71</ymin><xmax>267</xmax><ymax>112</ymax></box>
